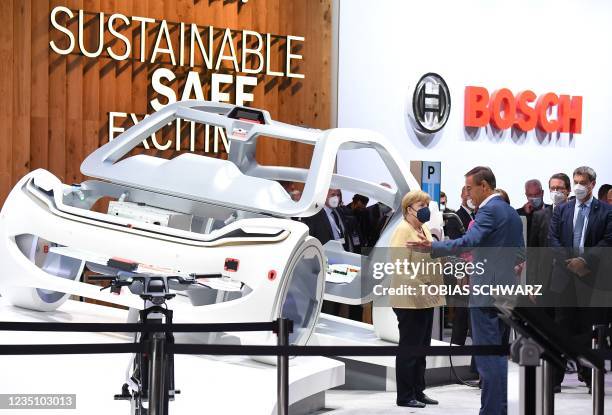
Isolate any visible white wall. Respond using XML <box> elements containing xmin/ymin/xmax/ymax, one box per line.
<box><xmin>337</xmin><ymin>0</ymin><xmax>612</xmax><ymax>209</ymax></box>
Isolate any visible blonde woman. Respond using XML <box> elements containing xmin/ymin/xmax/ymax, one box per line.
<box><xmin>389</xmin><ymin>190</ymin><xmax>445</xmax><ymax>408</ymax></box>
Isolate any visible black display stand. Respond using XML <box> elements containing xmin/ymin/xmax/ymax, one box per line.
<box><xmin>496</xmin><ymin>302</ymin><xmax>605</xmax><ymax>415</ymax></box>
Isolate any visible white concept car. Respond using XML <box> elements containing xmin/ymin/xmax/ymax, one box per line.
<box><xmin>0</xmin><ymin>100</ymin><xmax>442</xmax><ymax>347</ymax></box>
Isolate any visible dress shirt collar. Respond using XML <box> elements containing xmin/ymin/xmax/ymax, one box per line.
<box><xmin>479</xmin><ymin>193</ymin><xmax>500</xmax><ymax>208</ymax></box>
<box><xmin>576</xmin><ymin>195</ymin><xmax>594</xmax><ymax>208</ymax></box>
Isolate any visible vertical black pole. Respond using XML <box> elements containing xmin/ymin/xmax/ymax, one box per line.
<box><xmin>592</xmin><ymin>325</ymin><xmax>604</xmax><ymax>415</ymax></box>
<box><xmin>148</xmin><ymin>332</ymin><xmax>166</xmax><ymax>415</ymax></box>
<box><xmin>276</xmin><ymin>318</ymin><xmax>290</xmax><ymax>415</ymax></box>
<box><xmin>542</xmin><ymin>359</ymin><xmax>554</xmax><ymax>415</ymax></box>
<box><xmin>521</xmin><ymin>365</ymin><xmax>537</xmax><ymax>415</ymax></box>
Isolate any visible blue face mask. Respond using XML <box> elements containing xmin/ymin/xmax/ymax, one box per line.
<box><xmin>411</xmin><ymin>206</ymin><xmax>431</xmax><ymax>223</ymax></box>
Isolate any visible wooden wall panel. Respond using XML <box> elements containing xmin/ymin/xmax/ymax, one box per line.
<box><xmin>82</xmin><ymin>0</ymin><xmax>101</xmax><ymax>159</ymax></box>
<box><xmin>48</xmin><ymin>0</ymin><xmax>67</xmax><ymax>182</ymax></box>
<box><xmin>0</xmin><ymin>0</ymin><xmax>14</xmax><ymax>201</ymax></box>
<box><xmin>12</xmin><ymin>0</ymin><xmax>32</xmax><ymax>185</ymax></box>
<box><xmin>30</xmin><ymin>0</ymin><xmax>49</xmax><ymax>172</ymax></box>
<box><xmin>0</xmin><ymin>0</ymin><xmax>332</xmax><ymax>204</ymax></box>
<box><xmin>65</xmin><ymin>0</ymin><xmax>83</xmax><ymax>184</ymax></box>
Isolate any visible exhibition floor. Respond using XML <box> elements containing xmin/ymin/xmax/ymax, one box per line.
<box><xmin>1</xmin><ymin>297</ymin><xmax>609</xmax><ymax>414</ymax></box>
<box><xmin>0</xmin><ymin>298</ymin><xmax>343</xmax><ymax>415</ymax></box>
<box><xmin>322</xmin><ymin>367</ymin><xmax>612</xmax><ymax>414</ymax></box>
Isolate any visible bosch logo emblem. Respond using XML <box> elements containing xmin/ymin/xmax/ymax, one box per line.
<box><xmin>410</xmin><ymin>73</ymin><xmax>451</xmax><ymax>134</ymax></box>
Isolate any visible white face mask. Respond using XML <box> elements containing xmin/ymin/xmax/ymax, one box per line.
<box><xmin>327</xmin><ymin>195</ymin><xmax>340</xmax><ymax>208</ymax></box>
<box><xmin>440</xmin><ymin>203</ymin><xmax>446</xmax><ymax>211</ymax></box>
<box><xmin>466</xmin><ymin>198</ymin><xmax>476</xmax><ymax>210</ymax></box>
<box><xmin>573</xmin><ymin>184</ymin><xmax>590</xmax><ymax>201</ymax></box>
<box><xmin>550</xmin><ymin>190</ymin><xmax>567</xmax><ymax>206</ymax></box>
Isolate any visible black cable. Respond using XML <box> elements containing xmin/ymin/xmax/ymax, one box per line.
<box><xmin>448</xmin><ymin>353</ymin><xmax>479</xmax><ymax>388</ymax></box>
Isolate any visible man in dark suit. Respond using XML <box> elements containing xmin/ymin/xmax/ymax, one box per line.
<box><xmin>517</xmin><ymin>179</ymin><xmax>552</xmax><ymax>242</ymax></box>
<box><xmin>598</xmin><ymin>184</ymin><xmax>611</xmax><ymax>204</ymax></box>
<box><xmin>367</xmin><ymin>182</ymin><xmax>394</xmax><ymax>246</ymax></box>
<box><xmin>457</xmin><ymin>186</ymin><xmax>476</xmax><ymax>230</ymax></box>
<box><xmin>548</xmin><ymin>166</ymin><xmax>612</xmax><ymax>391</ymax></box>
<box><xmin>409</xmin><ymin>166</ymin><xmax>524</xmax><ymax>415</ymax></box>
<box><xmin>302</xmin><ymin>188</ymin><xmax>354</xmax><ymax>252</ymax></box>
<box><xmin>448</xmin><ymin>186</ymin><xmax>475</xmax><ymax>347</ymax></box>
<box><xmin>302</xmin><ymin>188</ymin><xmax>362</xmax><ymax>319</ymax></box>
<box><xmin>367</xmin><ymin>201</ymin><xmax>393</xmax><ymax>246</ymax></box>
<box><xmin>530</xmin><ymin>174</ymin><xmax>571</xmax><ymax>247</ymax></box>
<box><xmin>443</xmin><ymin>187</ymin><xmax>474</xmax><ymax>241</ymax></box>
<box><xmin>527</xmin><ymin>173</ymin><xmax>571</xmax><ymax>312</ymax></box>
<box><xmin>440</xmin><ymin>191</ymin><xmax>458</xmax><ymax>239</ymax></box>
<box><xmin>345</xmin><ymin>194</ymin><xmax>370</xmax><ymax>252</ymax></box>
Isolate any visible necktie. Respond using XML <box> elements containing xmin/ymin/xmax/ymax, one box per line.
<box><xmin>331</xmin><ymin>210</ymin><xmax>344</xmax><ymax>238</ymax></box>
<box><xmin>466</xmin><ymin>207</ymin><xmax>474</xmax><ymax>220</ymax></box>
<box><xmin>573</xmin><ymin>204</ymin><xmax>587</xmax><ymax>249</ymax></box>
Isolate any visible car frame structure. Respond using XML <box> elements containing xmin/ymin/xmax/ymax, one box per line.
<box><xmin>0</xmin><ymin>100</ymin><xmax>435</xmax><ymax>348</ymax></box>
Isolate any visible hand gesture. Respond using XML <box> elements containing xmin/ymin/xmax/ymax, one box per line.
<box><xmin>405</xmin><ymin>233</ymin><xmax>432</xmax><ymax>253</ymax></box>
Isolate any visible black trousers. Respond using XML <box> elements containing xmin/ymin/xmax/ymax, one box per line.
<box><xmin>553</xmin><ymin>306</ymin><xmax>604</xmax><ymax>387</ymax></box>
<box><xmin>450</xmin><ymin>300</ymin><xmax>470</xmax><ymax>346</ymax></box>
<box><xmin>552</xmin><ymin>279</ymin><xmax>609</xmax><ymax>388</ymax></box>
<box><xmin>393</xmin><ymin>307</ymin><xmax>434</xmax><ymax>402</ymax></box>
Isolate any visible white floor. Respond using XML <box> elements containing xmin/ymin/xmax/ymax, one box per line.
<box><xmin>0</xmin><ymin>298</ymin><xmax>343</xmax><ymax>415</ymax></box>
<box><xmin>320</xmin><ymin>364</ymin><xmax>612</xmax><ymax>414</ymax></box>
<box><xmin>1</xmin><ymin>297</ymin><xmax>609</xmax><ymax>414</ymax></box>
